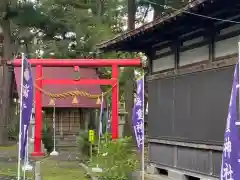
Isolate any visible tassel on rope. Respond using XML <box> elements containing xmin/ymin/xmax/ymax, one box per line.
<box><xmin>72</xmin><ymin>96</ymin><xmax>78</xmax><ymax>104</ymax></box>
<box><xmin>49</xmin><ymin>98</ymin><xmax>55</xmax><ymax>106</ymax></box>
<box><xmin>96</xmin><ymin>96</ymin><xmax>101</xmax><ymax>104</ymax></box>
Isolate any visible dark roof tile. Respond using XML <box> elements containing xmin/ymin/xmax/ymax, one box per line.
<box><xmin>97</xmin><ymin>0</ymin><xmax>211</xmax><ymax>50</ymax></box>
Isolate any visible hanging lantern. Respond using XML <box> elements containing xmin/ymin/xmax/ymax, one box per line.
<box><xmin>72</xmin><ymin>96</ymin><xmax>79</xmax><ymax>104</ymax></box>
<box><xmin>96</xmin><ymin>97</ymin><xmax>101</xmax><ymax>104</ymax></box>
<box><xmin>49</xmin><ymin>98</ymin><xmax>55</xmax><ymax>106</ymax></box>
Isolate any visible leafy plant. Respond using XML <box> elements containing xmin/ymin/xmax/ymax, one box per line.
<box><xmin>89</xmin><ymin>135</ymin><xmax>139</xmax><ymax>180</ymax></box>
<box><xmin>76</xmin><ymin>131</ymin><xmax>91</xmax><ymax>159</ymax></box>
<box><xmin>42</xmin><ymin>118</ymin><xmax>53</xmax><ymax>153</ymax></box>
<box><xmin>7</xmin><ymin>111</ymin><xmax>19</xmax><ymax>141</ymax></box>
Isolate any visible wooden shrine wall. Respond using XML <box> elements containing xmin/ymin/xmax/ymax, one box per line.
<box><xmin>44</xmin><ymin>108</ymin><xmax>95</xmax><ymax>136</ymax></box>
<box><xmin>148</xmin><ymin>65</ymin><xmax>234</xmax><ymax>145</ymax></box>
<box><xmin>147</xmin><ymin>21</ymin><xmax>240</xmax><ymax>178</ymax></box>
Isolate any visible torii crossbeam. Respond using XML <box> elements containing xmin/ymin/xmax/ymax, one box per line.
<box><xmin>11</xmin><ymin>58</ymin><xmax>141</xmax><ymax>157</ymax></box>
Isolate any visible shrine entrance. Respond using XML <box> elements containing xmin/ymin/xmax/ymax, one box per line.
<box><xmin>11</xmin><ymin>58</ymin><xmax>141</xmax><ymax>157</ymax></box>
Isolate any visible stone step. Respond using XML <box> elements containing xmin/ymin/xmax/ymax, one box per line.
<box><xmin>56</xmin><ymin>146</ymin><xmax>78</xmax><ymax>152</ymax></box>
<box><xmin>56</xmin><ymin>137</ymin><xmax>77</xmax><ymax>142</ymax></box>
<box><xmin>56</xmin><ymin>139</ymin><xmax>77</xmax><ymax>144</ymax></box>
<box><xmin>55</xmin><ymin>135</ymin><xmax>77</xmax><ymax>141</ymax></box>
<box><xmin>56</xmin><ymin>142</ymin><xmax>77</xmax><ymax>147</ymax></box>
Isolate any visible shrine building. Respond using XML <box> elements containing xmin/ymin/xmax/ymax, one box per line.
<box><xmin>14</xmin><ymin>65</ymin><xmax>104</xmax><ymax>150</ymax></box>
<box><xmin>97</xmin><ymin>0</ymin><xmax>239</xmax><ymax>179</ymax></box>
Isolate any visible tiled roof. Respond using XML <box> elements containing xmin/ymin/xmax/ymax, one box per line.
<box><xmin>97</xmin><ymin>0</ymin><xmax>211</xmax><ymax>50</ymax></box>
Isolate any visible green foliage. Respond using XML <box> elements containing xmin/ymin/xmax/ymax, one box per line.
<box><xmin>37</xmin><ymin>0</ymin><xmax>127</xmax><ymax>58</ymax></box>
<box><xmin>76</xmin><ymin>131</ymin><xmax>99</xmax><ymax>162</ymax></box>
<box><xmin>42</xmin><ymin>118</ymin><xmax>53</xmax><ymax>153</ymax></box>
<box><xmin>76</xmin><ymin>131</ymin><xmax>91</xmax><ymax>159</ymax></box>
<box><xmin>7</xmin><ymin>105</ymin><xmax>19</xmax><ymax>141</ymax></box>
<box><xmin>89</xmin><ymin>135</ymin><xmax>139</xmax><ymax>180</ymax></box>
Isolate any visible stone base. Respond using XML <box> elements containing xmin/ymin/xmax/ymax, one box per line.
<box><xmin>129</xmin><ymin>171</ymin><xmax>143</xmax><ymax>180</ymax></box>
<box><xmin>30</xmin><ymin>151</ymin><xmax>45</xmax><ymax>157</ymax></box>
<box><xmin>28</xmin><ymin>138</ymin><xmax>46</xmax><ymax>154</ymax></box>
<box><xmin>146</xmin><ymin>164</ymin><xmax>218</xmax><ymax>180</ymax></box>
<box><xmin>168</xmin><ymin>170</ymin><xmax>187</xmax><ymax>180</ymax></box>
<box><xmin>146</xmin><ymin>164</ymin><xmax>158</xmax><ymax>174</ymax></box>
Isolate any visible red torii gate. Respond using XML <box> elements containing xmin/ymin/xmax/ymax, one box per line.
<box><xmin>11</xmin><ymin>58</ymin><xmax>141</xmax><ymax>157</ymax></box>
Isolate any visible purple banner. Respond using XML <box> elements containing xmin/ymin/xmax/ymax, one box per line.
<box><xmin>99</xmin><ymin>94</ymin><xmax>104</xmax><ymax>136</ymax></box>
<box><xmin>132</xmin><ymin>77</ymin><xmax>144</xmax><ymax>150</ymax></box>
<box><xmin>20</xmin><ymin>57</ymin><xmax>33</xmax><ymax>159</ymax></box>
<box><xmin>220</xmin><ymin>64</ymin><xmax>240</xmax><ymax>180</ymax></box>
<box><xmin>106</xmin><ymin>106</ymin><xmax>110</xmax><ymax>133</ymax></box>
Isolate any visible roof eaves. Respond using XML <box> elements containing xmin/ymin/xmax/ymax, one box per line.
<box><xmin>97</xmin><ymin>0</ymin><xmax>210</xmax><ymax>50</ymax></box>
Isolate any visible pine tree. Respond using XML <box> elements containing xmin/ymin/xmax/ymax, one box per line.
<box><xmin>0</xmin><ymin>0</ymin><xmax>72</xmax><ymax>144</ymax></box>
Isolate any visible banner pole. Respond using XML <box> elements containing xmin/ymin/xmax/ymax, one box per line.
<box><xmin>238</xmin><ymin>40</ymin><xmax>240</xmax><ymax>121</ymax></box>
<box><xmin>237</xmin><ymin>40</ymin><xmax>240</xmax><ymax>127</ymax></box>
<box><xmin>236</xmin><ymin>41</ymin><xmax>240</xmax><ymax>126</ymax></box>
<box><xmin>23</xmin><ymin>128</ymin><xmax>29</xmax><ymax>180</ymax></box>
<box><xmin>141</xmin><ymin>74</ymin><xmax>145</xmax><ymax>180</ymax></box>
<box><xmin>50</xmin><ymin>105</ymin><xmax>59</xmax><ymax>156</ymax></box>
<box><xmin>17</xmin><ymin>53</ymin><xmax>25</xmax><ymax>180</ymax></box>
<box><xmin>22</xmin><ymin>126</ymin><xmax>33</xmax><ymax>172</ymax></box>
<box><xmin>23</xmin><ymin>145</ymin><xmax>26</xmax><ymax>180</ymax></box>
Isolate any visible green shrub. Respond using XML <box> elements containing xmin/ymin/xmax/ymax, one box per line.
<box><xmin>89</xmin><ymin>135</ymin><xmax>139</xmax><ymax>180</ymax></box>
<box><xmin>8</xmin><ymin>109</ymin><xmax>19</xmax><ymax>141</ymax></box>
<box><xmin>76</xmin><ymin>131</ymin><xmax>90</xmax><ymax>158</ymax></box>
<box><xmin>42</xmin><ymin>118</ymin><xmax>53</xmax><ymax>153</ymax></box>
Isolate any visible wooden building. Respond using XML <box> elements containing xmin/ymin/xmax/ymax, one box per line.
<box><xmin>14</xmin><ymin>66</ymin><xmax>104</xmax><ymax>143</ymax></box>
<box><xmin>97</xmin><ymin>0</ymin><xmax>240</xmax><ymax>178</ymax></box>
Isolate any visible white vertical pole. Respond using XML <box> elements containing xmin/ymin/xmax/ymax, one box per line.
<box><xmin>50</xmin><ymin>105</ymin><xmax>59</xmax><ymax>156</ymax></box>
<box><xmin>235</xmin><ymin>41</ymin><xmax>240</xmax><ymax>126</ymax></box>
<box><xmin>22</xmin><ymin>126</ymin><xmax>33</xmax><ymax>172</ymax></box>
<box><xmin>238</xmin><ymin>41</ymin><xmax>240</xmax><ymax>123</ymax></box>
<box><xmin>53</xmin><ymin>106</ymin><xmax>56</xmax><ymax>150</ymax></box>
<box><xmin>142</xmin><ymin>74</ymin><xmax>145</xmax><ymax>180</ymax></box>
<box><xmin>98</xmin><ymin>93</ymin><xmax>104</xmax><ymax>151</ymax></box>
<box><xmin>26</xmin><ymin>128</ymin><xmax>29</xmax><ymax>163</ymax></box>
<box><xmin>23</xmin><ymin>133</ymin><xmax>27</xmax><ymax>180</ymax></box>
<box><xmin>17</xmin><ymin>53</ymin><xmax>25</xmax><ymax>180</ymax></box>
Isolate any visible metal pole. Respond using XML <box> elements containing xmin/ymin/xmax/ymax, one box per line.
<box><xmin>22</xmin><ymin>129</ymin><xmax>33</xmax><ymax>172</ymax></box>
<box><xmin>23</xmin><ymin>138</ymin><xmax>27</xmax><ymax>180</ymax></box>
<box><xmin>141</xmin><ymin>74</ymin><xmax>145</xmax><ymax>180</ymax></box>
<box><xmin>50</xmin><ymin>105</ymin><xmax>59</xmax><ymax>156</ymax></box>
<box><xmin>35</xmin><ymin>161</ymin><xmax>41</xmax><ymax>180</ymax></box>
<box><xmin>238</xmin><ymin>41</ymin><xmax>240</xmax><ymax>122</ymax></box>
<box><xmin>17</xmin><ymin>53</ymin><xmax>25</xmax><ymax>180</ymax></box>
<box><xmin>53</xmin><ymin>106</ymin><xmax>56</xmax><ymax>150</ymax></box>
<box><xmin>234</xmin><ymin>41</ymin><xmax>240</xmax><ymax>126</ymax></box>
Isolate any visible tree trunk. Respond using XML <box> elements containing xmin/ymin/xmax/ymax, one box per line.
<box><xmin>127</xmin><ymin>0</ymin><xmax>136</xmax><ymax>30</ymax></box>
<box><xmin>0</xmin><ymin>19</ymin><xmax>14</xmax><ymax>144</ymax></box>
<box><xmin>122</xmin><ymin>0</ymin><xmax>136</xmax><ymax>137</ymax></box>
<box><xmin>97</xmin><ymin>0</ymin><xmax>104</xmax><ymax>18</ymax></box>
<box><xmin>123</xmin><ymin>67</ymin><xmax>135</xmax><ymax>137</ymax></box>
